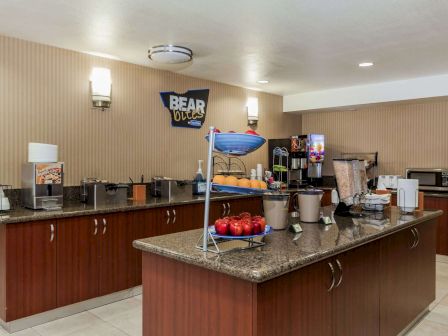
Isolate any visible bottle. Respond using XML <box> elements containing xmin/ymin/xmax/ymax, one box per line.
<box><xmin>192</xmin><ymin>160</ymin><xmax>207</xmax><ymax>195</ymax></box>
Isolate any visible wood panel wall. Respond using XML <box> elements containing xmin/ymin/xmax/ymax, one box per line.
<box><xmin>0</xmin><ymin>35</ymin><xmax>301</xmax><ymax>187</ymax></box>
<box><xmin>301</xmin><ymin>100</ymin><xmax>448</xmax><ymax>176</ymax></box>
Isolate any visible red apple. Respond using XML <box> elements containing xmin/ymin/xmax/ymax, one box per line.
<box><xmin>253</xmin><ymin>222</ymin><xmax>262</xmax><ymax>235</ymax></box>
<box><xmin>245</xmin><ymin>130</ymin><xmax>259</xmax><ymax>136</ymax></box>
<box><xmin>230</xmin><ymin>216</ymin><xmax>241</xmax><ymax>221</ymax></box>
<box><xmin>239</xmin><ymin>212</ymin><xmax>251</xmax><ymax>219</ymax></box>
<box><xmin>242</xmin><ymin>221</ymin><xmax>253</xmax><ymax>236</ymax></box>
<box><xmin>214</xmin><ymin>219</ymin><xmax>229</xmax><ymax>235</ymax></box>
<box><xmin>253</xmin><ymin>217</ymin><xmax>266</xmax><ymax>232</ymax></box>
<box><xmin>229</xmin><ymin>221</ymin><xmax>243</xmax><ymax>236</ymax></box>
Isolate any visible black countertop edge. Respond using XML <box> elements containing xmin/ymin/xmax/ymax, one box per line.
<box><xmin>133</xmin><ymin>209</ymin><xmax>443</xmax><ymax>283</ymax></box>
<box><xmin>0</xmin><ymin>193</ymin><xmax>260</xmax><ymax>224</ymax></box>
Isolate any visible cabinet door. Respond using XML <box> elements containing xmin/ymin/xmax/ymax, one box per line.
<box><xmin>57</xmin><ymin>216</ymin><xmax>99</xmax><ymax>307</ymax></box>
<box><xmin>333</xmin><ymin>242</ymin><xmax>380</xmax><ymax>336</ymax></box>
<box><xmin>210</xmin><ymin>200</ymin><xmax>227</xmax><ymax>223</ymax></box>
<box><xmin>425</xmin><ymin>196</ymin><xmax>448</xmax><ymax>255</ymax></box>
<box><xmin>131</xmin><ymin>209</ymin><xmax>164</xmax><ymax>285</ymax></box>
<box><xmin>409</xmin><ymin>220</ymin><xmax>437</xmax><ymax>319</ymax></box>
<box><xmin>256</xmin><ymin>258</ymin><xmax>333</xmax><ymax>336</ymax></box>
<box><xmin>380</xmin><ymin>228</ymin><xmax>417</xmax><ymax>336</ymax></box>
<box><xmin>177</xmin><ymin>203</ymin><xmax>205</xmax><ymax>231</ymax></box>
<box><xmin>228</xmin><ymin>197</ymin><xmax>263</xmax><ymax>216</ymax></box>
<box><xmin>5</xmin><ymin>220</ymin><xmax>57</xmax><ymax>321</ymax></box>
<box><xmin>99</xmin><ymin>213</ymin><xmax>132</xmax><ymax>296</ymax></box>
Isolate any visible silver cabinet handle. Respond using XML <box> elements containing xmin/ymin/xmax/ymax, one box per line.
<box><xmin>414</xmin><ymin>228</ymin><xmax>420</xmax><ymax>248</ymax></box>
<box><xmin>166</xmin><ymin>210</ymin><xmax>171</xmax><ymax>224</ymax></box>
<box><xmin>93</xmin><ymin>219</ymin><xmax>98</xmax><ymax>235</ymax></box>
<box><xmin>102</xmin><ymin>218</ymin><xmax>107</xmax><ymax>235</ymax></box>
<box><xmin>410</xmin><ymin>228</ymin><xmax>417</xmax><ymax>249</ymax></box>
<box><xmin>50</xmin><ymin>224</ymin><xmax>55</xmax><ymax>242</ymax></box>
<box><xmin>226</xmin><ymin>202</ymin><xmax>231</xmax><ymax>216</ymax></box>
<box><xmin>328</xmin><ymin>262</ymin><xmax>336</xmax><ymax>292</ymax></box>
<box><xmin>172</xmin><ymin>209</ymin><xmax>176</xmax><ymax>224</ymax></box>
<box><xmin>335</xmin><ymin>259</ymin><xmax>343</xmax><ymax>288</ymax></box>
<box><xmin>222</xmin><ymin>203</ymin><xmax>227</xmax><ymax>217</ymax></box>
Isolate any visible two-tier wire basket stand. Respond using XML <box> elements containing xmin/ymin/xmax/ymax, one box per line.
<box><xmin>195</xmin><ymin>126</ymin><xmax>269</xmax><ymax>254</ymax></box>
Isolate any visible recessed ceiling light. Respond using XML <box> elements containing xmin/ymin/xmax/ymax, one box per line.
<box><xmin>359</xmin><ymin>62</ymin><xmax>374</xmax><ymax>67</ymax></box>
<box><xmin>257</xmin><ymin>80</ymin><xmax>269</xmax><ymax>84</ymax></box>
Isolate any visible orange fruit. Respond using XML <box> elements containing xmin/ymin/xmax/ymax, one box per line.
<box><xmin>237</xmin><ymin>178</ymin><xmax>251</xmax><ymax>188</ymax></box>
<box><xmin>250</xmin><ymin>180</ymin><xmax>261</xmax><ymax>189</ymax></box>
<box><xmin>259</xmin><ymin>181</ymin><xmax>267</xmax><ymax>189</ymax></box>
<box><xmin>213</xmin><ymin>175</ymin><xmax>226</xmax><ymax>184</ymax></box>
<box><xmin>225</xmin><ymin>176</ymin><xmax>238</xmax><ymax>186</ymax></box>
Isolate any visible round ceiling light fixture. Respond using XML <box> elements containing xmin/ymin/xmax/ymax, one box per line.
<box><xmin>148</xmin><ymin>45</ymin><xmax>193</xmax><ymax>64</ymax></box>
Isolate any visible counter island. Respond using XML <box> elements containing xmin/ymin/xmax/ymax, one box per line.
<box><xmin>134</xmin><ymin>207</ymin><xmax>442</xmax><ymax>336</ymax></box>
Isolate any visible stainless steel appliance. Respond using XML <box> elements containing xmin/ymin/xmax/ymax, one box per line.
<box><xmin>84</xmin><ymin>182</ymin><xmax>129</xmax><ymax>207</ymax></box>
<box><xmin>22</xmin><ymin>162</ymin><xmax>64</xmax><ymax>210</ymax></box>
<box><xmin>160</xmin><ymin>180</ymin><xmax>192</xmax><ymax>199</ymax></box>
<box><xmin>405</xmin><ymin>168</ymin><xmax>448</xmax><ymax>192</ymax></box>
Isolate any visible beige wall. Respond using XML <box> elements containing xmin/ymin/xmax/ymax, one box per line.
<box><xmin>301</xmin><ymin>100</ymin><xmax>448</xmax><ymax>176</ymax></box>
<box><xmin>0</xmin><ymin>35</ymin><xmax>301</xmax><ymax>187</ymax></box>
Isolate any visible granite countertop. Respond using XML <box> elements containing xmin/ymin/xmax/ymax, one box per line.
<box><xmin>133</xmin><ymin>207</ymin><xmax>443</xmax><ymax>283</ymax></box>
<box><xmin>0</xmin><ymin>193</ymin><xmax>259</xmax><ymax>224</ymax></box>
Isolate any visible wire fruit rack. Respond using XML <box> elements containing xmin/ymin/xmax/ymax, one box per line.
<box><xmin>195</xmin><ymin>127</ymin><xmax>270</xmax><ymax>254</ymax></box>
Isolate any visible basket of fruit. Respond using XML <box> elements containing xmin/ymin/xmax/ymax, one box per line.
<box><xmin>205</xmin><ymin>130</ymin><xmax>266</xmax><ymax>156</ymax></box>
<box><xmin>210</xmin><ymin>213</ymin><xmax>271</xmax><ymax>239</ymax></box>
<box><xmin>212</xmin><ymin>175</ymin><xmax>269</xmax><ymax>195</ymax></box>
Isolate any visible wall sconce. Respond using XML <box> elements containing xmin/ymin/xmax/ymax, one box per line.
<box><xmin>90</xmin><ymin>67</ymin><xmax>112</xmax><ymax>109</ymax></box>
<box><xmin>247</xmin><ymin>97</ymin><xmax>259</xmax><ymax>126</ymax></box>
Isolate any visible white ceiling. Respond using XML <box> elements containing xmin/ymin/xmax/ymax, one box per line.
<box><xmin>1</xmin><ymin>0</ymin><xmax>448</xmax><ymax>96</ymax></box>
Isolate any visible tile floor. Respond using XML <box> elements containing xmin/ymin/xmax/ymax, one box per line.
<box><xmin>1</xmin><ymin>256</ymin><xmax>448</xmax><ymax>336</ymax></box>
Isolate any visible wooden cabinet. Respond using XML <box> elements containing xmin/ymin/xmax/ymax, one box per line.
<box><xmin>210</xmin><ymin>197</ymin><xmax>263</xmax><ymax>223</ymax></box>
<box><xmin>2</xmin><ymin>220</ymin><xmax>57</xmax><ymax>321</ymax></box>
<box><xmin>256</xmin><ymin>258</ymin><xmax>333</xmax><ymax>336</ymax></box>
<box><xmin>322</xmin><ymin>190</ymin><xmax>332</xmax><ymax>206</ymax></box>
<box><xmin>98</xmin><ymin>213</ymin><xmax>133</xmax><ymax>296</ymax></box>
<box><xmin>57</xmin><ymin>216</ymin><xmax>99</xmax><ymax>307</ymax></box>
<box><xmin>425</xmin><ymin>196</ymin><xmax>448</xmax><ymax>255</ymax></box>
<box><xmin>143</xmin><ymin>239</ymin><xmax>381</xmax><ymax>336</ymax></box>
<box><xmin>380</xmin><ymin>220</ymin><xmax>437</xmax><ymax>336</ymax></box>
<box><xmin>256</xmin><ymin>241</ymin><xmax>380</xmax><ymax>336</ymax></box>
<box><xmin>332</xmin><ymin>242</ymin><xmax>380</xmax><ymax>336</ymax></box>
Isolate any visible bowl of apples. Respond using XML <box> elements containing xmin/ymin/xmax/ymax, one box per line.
<box><xmin>210</xmin><ymin>212</ymin><xmax>271</xmax><ymax>239</ymax></box>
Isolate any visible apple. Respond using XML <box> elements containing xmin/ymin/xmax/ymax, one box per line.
<box><xmin>239</xmin><ymin>212</ymin><xmax>251</xmax><ymax>219</ymax></box>
<box><xmin>229</xmin><ymin>221</ymin><xmax>243</xmax><ymax>236</ymax></box>
<box><xmin>245</xmin><ymin>129</ymin><xmax>259</xmax><ymax>136</ymax></box>
<box><xmin>230</xmin><ymin>216</ymin><xmax>241</xmax><ymax>221</ymax></box>
<box><xmin>252</xmin><ymin>216</ymin><xmax>266</xmax><ymax>232</ymax></box>
<box><xmin>242</xmin><ymin>221</ymin><xmax>253</xmax><ymax>236</ymax></box>
<box><xmin>253</xmin><ymin>221</ymin><xmax>262</xmax><ymax>235</ymax></box>
<box><xmin>214</xmin><ymin>218</ymin><xmax>229</xmax><ymax>235</ymax></box>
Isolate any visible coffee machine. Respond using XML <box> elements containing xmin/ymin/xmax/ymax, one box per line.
<box><xmin>288</xmin><ymin>134</ymin><xmax>325</xmax><ymax>187</ymax></box>
<box><xmin>288</xmin><ymin>135</ymin><xmax>308</xmax><ymax>188</ymax></box>
<box><xmin>22</xmin><ymin>162</ymin><xmax>64</xmax><ymax>210</ymax></box>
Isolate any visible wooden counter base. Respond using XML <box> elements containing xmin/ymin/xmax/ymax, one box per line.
<box><xmin>141</xmin><ymin>219</ymin><xmax>437</xmax><ymax>336</ymax></box>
